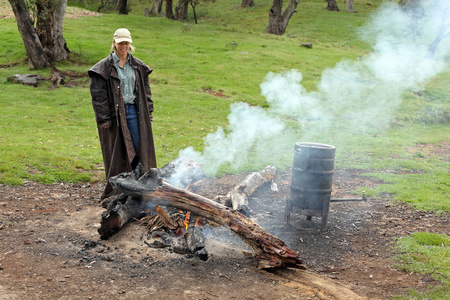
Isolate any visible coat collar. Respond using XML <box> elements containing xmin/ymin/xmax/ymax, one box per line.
<box><xmin>89</xmin><ymin>52</ymin><xmax>149</xmax><ymax>79</ymax></box>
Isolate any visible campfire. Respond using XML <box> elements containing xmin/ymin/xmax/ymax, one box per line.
<box><xmin>139</xmin><ymin>206</ymin><xmax>208</xmax><ymax>261</ymax></box>
<box><xmin>98</xmin><ymin>157</ymin><xmax>306</xmax><ymax>270</ymax></box>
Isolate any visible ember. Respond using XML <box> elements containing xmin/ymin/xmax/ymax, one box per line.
<box><xmin>139</xmin><ymin>205</ymin><xmax>209</xmax><ymax>260</ymax></box>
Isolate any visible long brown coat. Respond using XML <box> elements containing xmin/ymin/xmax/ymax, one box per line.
<box><xmin>89</xmin><ymin>53</ymin><xmax>157</xmax><ymax>199</ymax></box>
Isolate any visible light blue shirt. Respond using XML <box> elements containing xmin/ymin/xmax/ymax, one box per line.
<box><xmin>112</xmin><ymin>52</ymin><xmax>136</xmax><ymax>104</ymax></box>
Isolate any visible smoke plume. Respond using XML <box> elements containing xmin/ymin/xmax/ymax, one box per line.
<box><xmin>180</xmin><ymin>0</ymin><xmax>449</xmax><ymax>176</ymax></box>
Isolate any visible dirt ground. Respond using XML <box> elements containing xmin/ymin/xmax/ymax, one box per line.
<box><xmin>0</xmin><ymin>2</ymin><xmax>102</xmax><ymax>20</ymax></box>
<box><xmin>1</xmin><ymin>160</ymin><xmax>449</xmax><ymax>300</ymax></box>
<box><xmin>2</xmin><ymin>4</ymin><xmax>449</xmax><ymax>299</ymax></box>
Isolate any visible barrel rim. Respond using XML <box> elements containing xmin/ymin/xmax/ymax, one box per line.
<box><xmin>295</xmin><ymin>142</ymin><xmax>336</xmax><ymax>150</ymax></box>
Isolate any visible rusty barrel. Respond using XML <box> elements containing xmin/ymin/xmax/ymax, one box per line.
<box><xmin>289</xmin><ymin>142</ymin><xmax>335</xmax><ymax>225</ymax></box>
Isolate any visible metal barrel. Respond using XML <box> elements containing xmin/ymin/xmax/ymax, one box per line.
<box><xmin>290</xmin><ymin>142</ymin><xmax>336</xmax><ymax>211</ymax></box>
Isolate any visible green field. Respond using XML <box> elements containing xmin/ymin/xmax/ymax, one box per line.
<box><xmin>0</xmin><ymin>1</ymin><xmax>449</xmax><ymax>297</ymax></box>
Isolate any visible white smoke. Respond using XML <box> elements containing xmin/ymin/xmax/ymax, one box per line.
<box><xmin>180</xmin><ymin>0</ymin><xmax>449</xmax><ymax>176</ymax></box>
<box><xmin>180</xmin><ymin>102</ymin><xmax>285</xmax><ymax>175</ymax></box>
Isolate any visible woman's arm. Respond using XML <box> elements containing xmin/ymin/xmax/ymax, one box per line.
<box><xmin>90</xmin><ymin>74</ymin><xmax>112</xmax><ymax>127</ymax></box>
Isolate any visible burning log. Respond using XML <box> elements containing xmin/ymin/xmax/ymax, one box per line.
<box><xmin>184</xmin><ymin>213</ymin><xmax>208</xmax><ymax>261</ymax></box>
<box><xmin>226</xmin><ymin>165</ymin><xmax>278</xmax><ymax>216</ymax></box>
<box><xmin>98</xmin><ymin>158</ymin><xmax>205</xmax><ymax>239</ymax></box>
<box><xmin>155</xmin><ymin>205</ymin><xmax>179</xmax><ymax>230</ymax></box>
<box><xmin>109</xmin><ymin>168</ymin><xmax>306</xmax><ymax>270</ymax></box>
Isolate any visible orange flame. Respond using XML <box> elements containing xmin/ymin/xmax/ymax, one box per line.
<box><xmin>183</xmin><ymin>212</ymin><xmax>190</xmax><ymax>230</ymax></box>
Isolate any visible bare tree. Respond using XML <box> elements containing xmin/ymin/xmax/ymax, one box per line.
<box><xmin>426</xmin><ymin>3</ymin><xmax>450</xmax><ymax>58</ymax></box>
<box><xmin>166</xmin><ymin>0</ymin><xmax>175</xmax><ymax>19</ymax></box>
<box><xmin>8</xmin><ymin>0</ymin><xmax>69</xmax><ymax>70</ymax></box>
<box><xmin>188</xmin><ymin>0</ymin><xmax>199</xmax><ymax>24</ymax></box>
<box><xmin>149</xmin><ymin>0</ymin><xmax>163</xmax><ymax>15</ymax></box>
<box><xmin>175</xmin><ymin>0</ymin><xmax>189</xmax><ymax>20</ymax></box>
<box><xmin>326</xmin><ymin>0</ymin><xmax>339</xmax><ymax>11</ymax></box>
<box><xmin>169</xmin><ymin>0</ymin><xmax>198</xmax><ymax>23</ymax></box>
<box><xmin>116</xmin><ymin>0</ymin><xmax>129</xmax><ymax>14</ymax></box>
<box><xmin>35</xmin><ymin>0</ymin><xmax>69</xmax><ymax>61</ymax></box>
<box><xmin>52</xmin><ymin>0</ymin><xmax>69</xmax><ymax>61</ymax></box>
<box><xmin>241</xmin><ymin>0</ymin><xmax>254</xmax><ymax>8</ymax></box>
<box><xmin>267</xmin><ymin>0</ymin><xmax>299</xmax><ymax>35</ymax></box>
<box><xmin>346</xmin><ymin>0</ymin><xmax>356</xmax><ymax>13</ymax></box>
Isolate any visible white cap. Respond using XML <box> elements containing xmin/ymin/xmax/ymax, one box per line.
<box><xmin>113</xmin><ymin>28</ymin><xmax>132</xmax><ymax>43</ymax></box>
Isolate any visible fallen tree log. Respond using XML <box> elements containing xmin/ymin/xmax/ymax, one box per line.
<box><xmin>227</xmin><ymin>165</ymin><xmax>278</xmax><ymax>215</ymax></box>
<box><xmin>109</xmin><ymin>168</ymin><xmax>306</xmax><ymax>270</ymax></box>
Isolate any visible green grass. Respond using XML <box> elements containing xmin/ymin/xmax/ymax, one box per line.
<box><xmin>0</xmin><ymin>80</ymin><xmax>101</xmax><ymax>184</ymax></box>
<box><xmin>0</xmin><ymin>1</ymin><xmax>449</xmax><ymax>295</ymax></box>
<box><xmin>393</xmin><ymin>232</ymin><xmax>450</xmax><ymax>300</ymax></box>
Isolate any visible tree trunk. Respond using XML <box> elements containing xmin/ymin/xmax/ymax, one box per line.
<box><xmin>345</xmin><ymin>0</ymin><xmax>356</xmax><ymax>13</ymax></box>
<box><xmin>326</xmin><ymin>0</ymin><xmax>340</xmax><ymax>12</ymax></box>
<box><xmin>8</xmin><ymin>0</ymin><xmax>53</xmax><ymax>69</ymax></box>
<box><xmin>267</xmin><ymin>0</ymin><xmax>299</xmax><ymax>35</ymax></box>
<box><xmin>108</xmin><ymin>170</ymin><xmax>306</xmax><ymax>269</ymax></box>
<box><xmin>149</xmin><ymin>0</ymin><xmax>163</xmax><ymax>15</ymax></box>
<box><xmin>426</xmin><ymin>33</ymin><xmax>449</xmax><ymax>59</ymax></box>
<box><xmin>425</xmin><ymin>3</ymin><xmax>450</xmax><ymax>59</ymax></box>
<box><xmin>241</xmin><ymin>0</ymin><xmax>254</xmax><ymax>8</ymax></box>
<box><xmin>189</xmin><ymin>0</ymin><xmax>198</xmax><ymax>24</ymax></box>
<box><xmin>116</xmin><ymin>0</ymin><xmax>129</xmax><ymax>14</ymax></box>
<box><xmin>35</xmin><ymin>0</ymin><xmax>55</xmax><ymax>52</ymax></box>
<box><xmin>175</xmin><ymin>0</ymin><xmax>189</xmax><ymax>20</ymax></box>
<box><xmin>36</xmin><ymin>0</ymin><xmax>69</xmax><ymax>62</ymax></box>
<box><xmin>51</xmin><ymin>0</ymin><xmax>69</xmax><ymax>61</ymax></box>
<box><xmin>165</xmin><ymin>0</ymin><xmax>175</xmax><ymax>19</ymax></box>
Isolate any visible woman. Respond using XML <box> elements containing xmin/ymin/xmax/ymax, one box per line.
<box><xmin>89</xmin><ymin>28</ymin><xmax>157</xmax><ymax>199</ymax></box>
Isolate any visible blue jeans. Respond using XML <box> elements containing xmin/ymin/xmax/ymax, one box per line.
<box><xmin>125</xmin><ymin>104</ymin><xmax>139</xmax><ymax>153</ymax></box>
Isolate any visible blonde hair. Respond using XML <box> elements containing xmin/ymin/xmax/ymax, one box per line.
<box><xmin>110</xmin><ymin>42</ymin><xmax>135</xmax><ymax>53</ymax></box>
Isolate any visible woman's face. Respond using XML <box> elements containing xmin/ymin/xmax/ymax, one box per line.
<box><xmin>114</xmin><ymin>41</ymin><xmax>130</xmax><ymax>56</ymax></box>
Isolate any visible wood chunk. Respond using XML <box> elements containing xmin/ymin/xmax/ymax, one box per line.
<box><xmin>185</xmin><ymin>214</ymin><xmax>208</xmax><ymax>261</ymax></box>
<box><xmin>155</xmin><ymin>205</ymin><xmax>179</xmax><ymax>230</ymax></box>
<box><xmin>228</xmin><ymin>165</ymin><xmax>277</xmax><ymax>215</ymax></box>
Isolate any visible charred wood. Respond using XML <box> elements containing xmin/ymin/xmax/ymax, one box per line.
<box><xmin>98</xmin><ymin>158</ymin><xmax>205</xmax><ymax>239</ymax></box>
<box><xmin>185</xmin><ymin>214</ymin><xmax>208</xmax><ymax>261</ymax></box>
<box><xmin>227</xmin><ymin>165</ymin><xmax>277</xmax><ymax>216</ymax></box>
<box><xmin>97</xmin><ymin>196</ymin><xmax>147</xmax><ymax>240</ymax></box>
<box><xmin>109</xmin><ymin>168</ymin><xmax>306</xmax><ymax>269</ymax></box>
